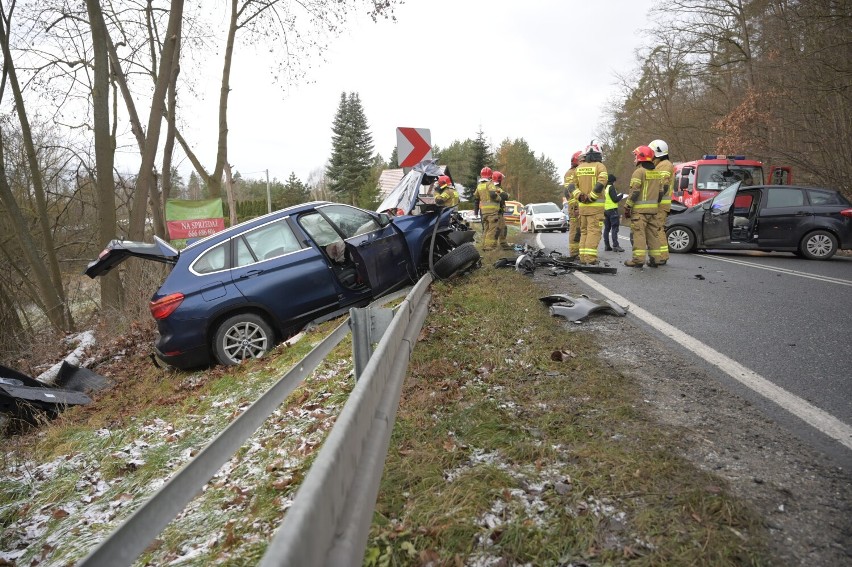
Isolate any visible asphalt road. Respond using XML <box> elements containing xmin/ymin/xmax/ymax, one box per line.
<box><xmin>537</xmin><ymin>227</ymin><xmax>852</xmax><ymax>466</ymax></box>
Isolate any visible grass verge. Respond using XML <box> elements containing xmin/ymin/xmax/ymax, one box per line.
<box><xmin>367</xmin><ymin>259</ymin><xmax>770</xmax><ymax>566</ymax></box>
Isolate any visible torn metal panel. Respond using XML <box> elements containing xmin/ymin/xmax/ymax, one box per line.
<box><xmin>540</xmin><ymin>294</ymin><xmax>628</xmax><ymax>322</ymax></box>
<box><xmin>1</xmin><ymin>363</ymin><xmax>109</xmax><ymax>421</ymax></box>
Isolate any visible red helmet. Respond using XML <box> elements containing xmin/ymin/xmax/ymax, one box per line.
<box><xmin>492</xmin><ymin>171</ymin><xmax>504</xmax><ymax>184</ymax></box>
<box><xmin>633</xmin><ymin>145</ymin><xmax>655</xmax><ymax>163</ymax></box>
<box><xmin>480</xmin><ymin>166</ymin><xmax>493</xmax><ymax>179</ymax></box>
<box><xmin>438</xmin><ymin>175</ymin><xmax>451</xmax><ymax>187</ymax></box>
<box><xmin>570</xmin><ymin>150</ymin><xmax>583</xmax><ymax>168</ymax></box>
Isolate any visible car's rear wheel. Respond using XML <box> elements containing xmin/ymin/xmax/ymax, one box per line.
<box><xmin>213</xmin><ymin>313</ymin><xmax>274</xmax><ymax>366</ymax></box>
<box><xmin>433</xmin><ymin>242</ymin><xmax>481</xmax><ymax>279</ymax></box>
<box><xmin>799</xmin><ymin>230</ymin><xmax>837</xmax><ymax>260</ymax></box>
<box><xmin>667</xmin><ymin>227</ymin><xmax>695</xmax><ymax>253</ymax></box>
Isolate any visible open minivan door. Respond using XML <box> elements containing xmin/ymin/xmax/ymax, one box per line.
<box><xmin>768</xmin><ymin>166</ymin><xmax>793</xmax><ymax>185</ymax></box>
<box><xmin>84</xmin><ymin>235</ymin><xmax>179</xmax><ymax>278</ymax></box>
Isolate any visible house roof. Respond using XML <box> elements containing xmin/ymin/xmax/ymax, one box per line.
<box><xmin>377</xmin><ymin>169</ymin><xmax>405</xmax><ymax>199</ymax></box>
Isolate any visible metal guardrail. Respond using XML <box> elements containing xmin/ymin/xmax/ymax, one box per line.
<box><xmin>77</xmin><ymin>275</ymin><xmax>432</xmax><ymax>566</ymax></box>
<box><xmin>260</xmin><ymin>273</ymin><xmax>432</xmax><ymax>566</ymax></box>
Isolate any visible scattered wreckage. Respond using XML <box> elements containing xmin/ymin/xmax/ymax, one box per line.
<box><xmin>494</xmin><ymin>245</ymin><xmax>617</xmax><ymax>275</ymax></box>
<box><xmin>491</xmin><ymin>245</ymin><xmax>627</xmax><ymax>322</ymax></box>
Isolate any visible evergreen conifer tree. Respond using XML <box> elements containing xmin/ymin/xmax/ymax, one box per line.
<box><xmin>326</xmin><ymin>92</ymin><xmax>375</xmax><ymax>205</ymax></box>
<box><xmin>469</xmin><ymin>128</ymin><xmax>493</xmax><ymax>200</ymax></box>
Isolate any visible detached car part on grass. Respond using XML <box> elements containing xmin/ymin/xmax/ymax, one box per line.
<box><xmin>539</xmin><ymin>294</ymin><xmax>628</xmax><ymax>322</ymax></box>
<box><xmin>86</xmin><ymin>161</ymin><xmax>479</xmax><ymax>370</ymax></box>
<box><xmin>0</xmin><ymin>363</ymin><xmax>110</xmax><ymax>423</ymax></box>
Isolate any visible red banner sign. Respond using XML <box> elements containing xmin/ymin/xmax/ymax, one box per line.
<box><xmin>166</xmin><ymin>218</ymin><xmax>225</xmax><ymax>240</ymax></box>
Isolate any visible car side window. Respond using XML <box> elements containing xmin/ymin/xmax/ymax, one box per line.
<box><xmin>236</xmin><ymin>220</ymin><xmax>301</xmax><ymax>267</ymax></box>
<box><xmin>766</xmin><ymin>188</ymin><xmax>804</xmax><ymax>208</ymax></box>
<box><xmin>193</xmin><ymin>242</ymin><xmax>228</xmax><ymax>274</ymax></box>
<box><xmin>808</xmin><ymin>189</ymin><xmax>842</xmax><ymax>206</ymax></box>
<box><xmin>319</xmin><ymin>205</ymin><xmax>381</xmax><ymax>239</ymax></box>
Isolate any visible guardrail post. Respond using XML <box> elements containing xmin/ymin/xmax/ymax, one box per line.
<box><xmin>350</xmin><ymin>306</ymin><xmax>394</xmax><ymax>380</ymax></box>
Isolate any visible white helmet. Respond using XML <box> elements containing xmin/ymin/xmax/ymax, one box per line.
<box><xmin>649</xmin><ymin>139</ymin><xmax>669</xmax><ymax>157</ymax></box>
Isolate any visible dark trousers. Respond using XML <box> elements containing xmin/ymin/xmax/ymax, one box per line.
<box><xmin>603</xmin><ymin>209</ymin><xmax>620</xmax><ymax>248</ymax></box>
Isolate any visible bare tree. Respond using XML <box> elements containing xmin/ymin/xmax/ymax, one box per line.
<box><xmin>0</xmin><ymin>1</ymin><xmax>72</xmax><ymax>330</ymax></box>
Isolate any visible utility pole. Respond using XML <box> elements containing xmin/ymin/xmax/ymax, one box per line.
<box><xmin>266</xmin><ymin>169</ymin><xmax>271</xmax><ymax>213</ymax></box>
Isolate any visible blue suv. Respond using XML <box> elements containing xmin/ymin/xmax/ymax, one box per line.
<box><xmin>85</xmin><ymin>162</ymin><xmax>479</xmax><ymax>369</ymax></box>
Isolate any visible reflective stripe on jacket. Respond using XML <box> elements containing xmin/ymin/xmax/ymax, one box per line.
<box><xmin>627</xmin><ymin>167</ymin><xmax>663</xmax><ymax>213</ymax></box>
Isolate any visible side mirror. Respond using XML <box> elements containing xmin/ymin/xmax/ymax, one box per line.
<box><xmin>377</xmin><ymin>213</ymin><xmax>392</xmax><ymax>227</ymax></box>
<box><xmin>679</xmin><ymin>176</ymin><xmax>690</xmax><ymax>190</ymax></box>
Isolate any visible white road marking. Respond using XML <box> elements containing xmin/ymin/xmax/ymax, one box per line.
<box><xmin>571</xmin><ymin>270</ymin><xmax>852</xmax><ymax>451</ymax></box>
<box><xmin>698</xmin><ymin>255</ymin><xmax>852</xmax><ymax>286</ymax></box>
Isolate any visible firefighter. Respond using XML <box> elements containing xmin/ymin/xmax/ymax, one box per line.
<box><xmin>567</xmin><ymin>142</ymin><xmax>608</xmax><ymax>265</ymax></box>
<box><xmin>473</xmin><ymin>166</ymin><xmax>501</xmax><ymax>251</ymax></box>
<box><xmin>434</xmin><ymin>175</ymin><xmax>459</xmax><ymax>207</ymax></box>
<box><xmin>602</xmin><ymin>174</ymin><xmax>626</xmax><ymax>252</ymax></box>
<box><xmin>624</xmin><ymin>145</ymin><xmax>664</xmax><ymax>267</ymax></box>
<box><xmin>649</xmin><ymin>139</ymin><xmax>673</xmax><ymax>265</ymax></box>
<box><xmin>492</xmin><ymin>171</ymin><xmax>513</xmax><ymax>250</ymax></box>
<box><xmin>562</xmin><ymin>150</ymin><xmax>583</xmax><ymax>261</ymax></box>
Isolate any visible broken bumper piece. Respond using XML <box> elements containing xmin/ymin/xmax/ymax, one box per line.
<box><xmin>540</xmin><ymin>294</ymin><xmax>628</xmax><ymax>322</ymax></box>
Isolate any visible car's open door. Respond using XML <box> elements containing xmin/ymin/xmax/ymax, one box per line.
<box><xmin>84</xmin><ymin>235</ymin><xmax>179</xmax><ymax>278</ymax></box>
<box><xmin>702</xmin><ymin>183</ymin><xmax>739</xmax><ymax>246</ymax></box>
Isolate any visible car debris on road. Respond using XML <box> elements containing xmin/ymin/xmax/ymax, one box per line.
<box><xmin>493</xmin><ymin>245</ymin><xmax>618</xmax><ymax>275</ymax></box>
<box><xmin>539</xmin><ymin>293</ymin><xmax>628</xmax><ymax>322</ymax></box>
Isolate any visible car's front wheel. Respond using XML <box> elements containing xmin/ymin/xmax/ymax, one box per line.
<box><xmin>213</xmin><ymin>313</ymin><xmax>274</xmax><ymax>366</ymax></box>
<box><xmin>667</xmin><ymin>227</ymin><xmax>695</xmax><ymax>253</ymax></box>
<box><xmin>432</xmin><ymin>242</ymin><xmax>481</xmax><ymax>279</ymax></box>
<box><xmin>799</xmin><ymin>230</ymin><xmax>837</xmax><ymax>260</ymax></box>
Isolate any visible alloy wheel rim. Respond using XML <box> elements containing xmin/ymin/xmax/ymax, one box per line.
<box><xmin>223</xmin><ymin>321</ymin><xmax>269</xmax><ymax>363</ymax></box>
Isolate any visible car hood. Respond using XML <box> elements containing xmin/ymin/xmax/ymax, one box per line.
<box><xmin>376</xmin><ymin>159</ymin><xmax>446</xmax><ymax>215</ymax></box>
<box><xmin>84</xmin><ymin>235</ymin><xmax>179</xmax><ymax>278</ymax></box>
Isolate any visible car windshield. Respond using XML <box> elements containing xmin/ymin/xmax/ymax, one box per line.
<box><xmin>708</xmin><ymin>181</ymin><xmax>742</xmax><ymax>213</ymax></box>
<box><xmin>531</xmin><ymin>203</ymin><xmax>560</xmax><ymax>214</ymax></box>
<box><xmin>697</xmin><ymin>165</ymin><xmax>763</xmax><ymax>190</ymax></box>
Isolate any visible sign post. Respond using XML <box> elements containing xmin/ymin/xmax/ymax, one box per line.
<box><xmin>396</xmin><ymin>127</ymin><xmax>432</xmax><ymax>167</ymax></box>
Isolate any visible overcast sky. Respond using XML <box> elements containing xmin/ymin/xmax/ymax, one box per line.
<box><xmin>166</xmin><ymin>0</ymin><xmax>655</xmax><ymax>185</ymax></box>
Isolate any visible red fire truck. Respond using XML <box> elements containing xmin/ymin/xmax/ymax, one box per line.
<box><xmin>673</xmin><ymin>155</ymin><xmax>793</xmax><ymax>208</ymax></box>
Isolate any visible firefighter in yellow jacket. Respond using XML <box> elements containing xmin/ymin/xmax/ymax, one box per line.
<box><xmin>624</xmin><ymin>145</ymin><xmax>664</xmax><ymax>267</ymax></box>
<box><xmin>492</xmin><ymin>171</ymin><xmax>513</xmax><ymax>250</ymax></box>
<box><xmin>649</xmin><ymin>139</ymin><xmax>673</xmax><ymax>264</ymax></box>
<box><xmin>434</xmin><ymin>175</ymin><xmax>459</xmax><ymax>207</ymax></box>
<box><xmin>473</xmin><ymin>167</ymin><xmax>503</xmax><ymax>251</ymax></box>
<box><xmin>567</xmin><ymin>142</ymin><xmax>608</xmax><ymax>264</ymax></box>
<box><xmin>562</xmin><ymin>150</ymin><xmax>583</xmax><ymax>260</ymax></box>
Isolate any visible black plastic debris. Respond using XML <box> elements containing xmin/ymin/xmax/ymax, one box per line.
<box><xmin>495</xmin><ymin>245</ymin><xmax>618</xmax><ymax>274</ymax></box>
<box><xmin>540</xmin><ymin>293</ymin><xmax>628</xmax><ymax>322</ymax></box>
<box><xmin>0</xmin><ymin>363</ymin><xmax>110</xmax><ymax>422</ymax></box>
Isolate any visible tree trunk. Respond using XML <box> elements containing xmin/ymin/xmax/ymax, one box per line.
<box><xmin>128</xmin><ymin>0</ymin><xmax>184</xmax><ymax>241</ymax></box>
<box><xmin>207</xmin><ymin>0</ymin><xmax>241</xmax><ymax>200</ymax></box>
<box><xmin>224</xmin><ymin>163</ymin><xmax>237</xmax><ymax>226</ymax></box>
<box><xmin>85</xmin><ymin>0</ymin><xmax>122</xmax><ymax>311</ymax></box>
